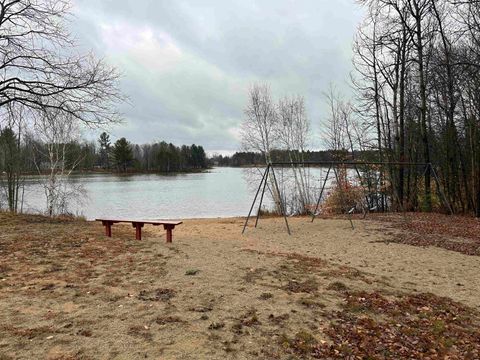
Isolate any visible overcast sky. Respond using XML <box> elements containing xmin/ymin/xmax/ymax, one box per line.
<box><xmin>72</xmin><ymin>0</ymin><xmax>364</xmax><ymax>154</ymax></box>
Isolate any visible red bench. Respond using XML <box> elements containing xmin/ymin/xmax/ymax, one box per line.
<box><xmin>95</xmin><ymin>219</ymin><xmax>182</xmax><ymax>242</ymax></box>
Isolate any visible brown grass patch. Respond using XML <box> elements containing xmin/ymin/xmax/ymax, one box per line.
<box><xmin>127</xmin><ymin>325</ymin><xmax>153</xmax><ymax>341</ymax></box>
<box><xmin>137</xmin><ymin>288</ymin><xmax>176</xmax><ymax>302</ymax></box>
<box><xmin>326</xmin><ymin>281</ymin><xmax>349</xmax><ymax>292</ymax></box>
<box><xmin>283</xmin><ymin>278</ymin><xmax>318</xmax><ymax>293</ymax></box>
<box><xmin>2</xmin><ymin>324</ymin><xmax>54</xmax><ymax>339</ymax></box>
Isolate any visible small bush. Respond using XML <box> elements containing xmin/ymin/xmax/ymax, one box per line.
<box><xmin>322</xmin><ymin>180</ymin><xmax>364</xmax><ymax>215</ymax></box>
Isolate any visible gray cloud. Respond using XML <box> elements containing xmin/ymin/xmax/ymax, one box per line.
<box><xmin>72</xmin><ymin>0</ymin><xmax>364</xmax><ymax>152</ymax></box>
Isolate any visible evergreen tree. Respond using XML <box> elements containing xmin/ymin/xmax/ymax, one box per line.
<box><xmin>190</xmin><ymin>144</ymin><xmax>207</xmax><ymax>168</ymax></box>
<box><xmin>0</xmin><ymin>128</ymin><xmax>21</xmax><ymax>212</ymax></box>
<box><xmin>112</xmin><ymin>137</ymin><xmax>133</xmax><ymax>172</ymax></box>
<box><xmin>98</xmin><ymin>132</ymin><xmax>111</xmax><ymax>169</ymax></box>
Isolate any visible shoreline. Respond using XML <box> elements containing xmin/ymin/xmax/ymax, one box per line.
<box><xmin>2</xmin><ymin>167</ymin><xmax>212</xmax><ymax>177</ymax></box>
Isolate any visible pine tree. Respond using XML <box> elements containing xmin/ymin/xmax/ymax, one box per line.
<box><xmin>98</xmin><ymin>132</ymin><xmax>111</xmax><ymax>169</ymax></box>
<box><xmin>112</xmin><ymin>137</ymin><xmax>133</xmax><ymax>172</ymax></box>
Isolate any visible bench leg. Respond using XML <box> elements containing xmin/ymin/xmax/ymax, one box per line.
<box><xmin>103</xmin><ymin>221</ymin><xmax>112</xmax><ymax>237</ymax></box>
<box><xmin>164</xmin><ymin>224</ymin><xmax>175</xmax><ymax>243</ymax></box>
<box><xmin>132</xmin><ymin>222</ymin><xmax>144</xmax><ymax>240</ymax></box>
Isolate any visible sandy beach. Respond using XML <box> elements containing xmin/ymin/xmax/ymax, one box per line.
<box><xmin>1</xmin><ymin>213</ymin><xmax>479</xmax><ymax>359</ymax></box>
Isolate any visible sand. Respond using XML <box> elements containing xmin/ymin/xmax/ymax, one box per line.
<box><xmin>0</xmin><ymin>214</ymin><xmax>479</xmax><ymax>359</ymax></box>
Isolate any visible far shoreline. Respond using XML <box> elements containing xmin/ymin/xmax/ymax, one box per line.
<box><xmin>4</xmin><ymin>167</ymin><xmax>213</xmax><ymax>177</ymax></box>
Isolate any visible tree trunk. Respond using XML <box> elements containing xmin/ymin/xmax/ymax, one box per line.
<box><xmin>413</xmin><ymin>2</ymin><xmax>432</xmax><ymax>210</ymax></box>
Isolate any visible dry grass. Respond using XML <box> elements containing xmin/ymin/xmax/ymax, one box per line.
<box><xmin>1</xmin><ymin>211</ymin><xmax>480</xmax><ymax>359</ymax></box>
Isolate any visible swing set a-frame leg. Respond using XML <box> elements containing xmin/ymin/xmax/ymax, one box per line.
<box><xmin>430</xmin><ymin>163</ymin><xmax>454</xmax><ymax>215</ymax></box>
<box><xmin>271</xmin><ymin>165</ymin><xmax>291</xmax><ymax>235</ymax></box>
<box><xmin>311</xmin><ymin>165</ymin><xmax>332</xmax><ymax>222</ymax></box>
<box><xmin>242</xmin><ymin>165</ymin><xmax>270</xmax><ymax>234</ymax></box>
<box><xmin>255</xmin><ymin>165</ymin><xmax>270</xmax><ymax>227</ymax></box>
<box><xmin>352</xmin><ymin>164</ymin><xmax>371</xmax><ymax>219</ymax></box>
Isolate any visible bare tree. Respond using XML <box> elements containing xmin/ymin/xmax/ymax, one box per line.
<box><xmin>322</xmin><ymin>85</ymin><xmax>353</xmax><ymax>157</ymax></box>
<box><xmin>240</xmin><ymin>83</ymin><xmax>282</xmax><ymax>213</ymax></box>
<box><xmin>32</xmin><ymin>109</ymin><xmax>86</xmax><ymax>216</ymax></box>
<box><xmin>0</xmin><ymin>0</ymin><xmax>122</xmax><ymax>127</ymax></box>
<box><xmin>241</xmin><ymin>83</ymin><xmax>277</xmax><ymax>163</ymax></box>
<box><xmin>277</xmin><ymin>95</ymin><xmax>310</xmax><ymax>155</ymax></box>
<box><xmin>276</xmin><ymin>95</ymin><xmax>312</xmax><ymax>212</ymax></box>
<box><xmin>349</xmin><ymin>0</ymin><xmax>480</xmax><ymax>214</ymax></box>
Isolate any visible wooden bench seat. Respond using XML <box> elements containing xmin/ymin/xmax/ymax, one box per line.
<box><xmin>95</xmin><ymin>219</ymin><xmax>182</xmax><ymax>242</ymax></box>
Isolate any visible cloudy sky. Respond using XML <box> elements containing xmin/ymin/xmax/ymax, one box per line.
<box><xmin>72</xmin><ymin>0</ymin><xmax>364</xmax><ymax>154</ymax></box>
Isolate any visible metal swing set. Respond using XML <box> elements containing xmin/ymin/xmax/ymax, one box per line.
<box><xmin>242</xmin><ymin>161</ymin><xmax>453</xmax><ymax>235</ymax></box>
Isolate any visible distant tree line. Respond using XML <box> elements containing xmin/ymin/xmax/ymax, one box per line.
<box><xmin>96</xmin><ymin>132</ymin><xmax>207</xmax><ymax>173</ymax></box>
<box><xmin>210</xmin><ymin>150</ymin><xmax>379</xmax><ymax>167</ymax></box>
<box><xmin>1</xmin><ymin>131</ymin><xmax>208</xmax><ymax>174</ymax></box>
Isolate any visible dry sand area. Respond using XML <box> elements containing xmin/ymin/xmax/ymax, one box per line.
<box><xmin>1</xmin><ymin>212</ymin><xmax>480</xmax><ymax>359</ymax></box>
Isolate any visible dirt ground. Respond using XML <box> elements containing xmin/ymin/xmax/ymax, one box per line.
<box><xmin>1</xmin><ymin>212</ymin><xmax>479</xmax><ymax>359</ymax></box>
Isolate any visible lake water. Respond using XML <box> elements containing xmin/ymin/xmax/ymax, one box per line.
<box><xmin>19</xmin><ymin>167</ymin><xmax>262</xmax><ymax>220</ymax></box>
<box><xmin>17</xmin><ymin>166</ymin><xmax>343</xmax><ymax>220</ymax></box>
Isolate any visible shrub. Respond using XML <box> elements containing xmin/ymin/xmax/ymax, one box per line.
<box><xmin>322</xmin><ymin>168</ymin><xmax>364</xmax><ymax>215</ymax></box>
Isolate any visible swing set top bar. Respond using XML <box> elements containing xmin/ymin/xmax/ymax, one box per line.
<box><xmin>268</xmin><ymin>161</ymin><xmax>431</xmax><ymax>167</ymax></box>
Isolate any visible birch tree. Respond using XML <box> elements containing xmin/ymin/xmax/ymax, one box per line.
<box><xmin>241</xmin><ymin>83</ymin><xmax>277</xmax><ymax>162</ymax></box>
<box><xmin>276</xmin><ymin>95</ymin><xmax>311</xmax><ymax>213</ymax></box>
<box><xmin>32</xmin><ymin>109</ymin><xmax>86</xmax><ymax>217</ymax></box>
